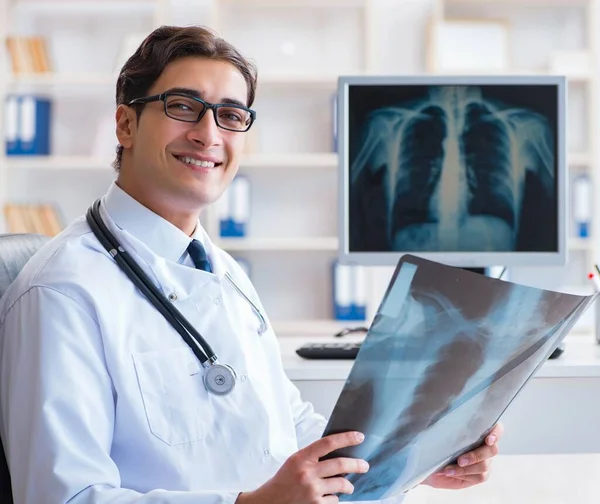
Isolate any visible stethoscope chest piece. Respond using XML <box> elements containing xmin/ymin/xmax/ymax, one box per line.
<box><xmin>203</xmin><ymin>363</ymin><xmax>237</xmax><ymax>395</ymax></box>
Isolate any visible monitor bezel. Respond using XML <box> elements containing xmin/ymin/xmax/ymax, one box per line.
<box><xmin>337</xmin><ymin>74</ymin><xmax>568</xmax><ymax>268</ymax></box>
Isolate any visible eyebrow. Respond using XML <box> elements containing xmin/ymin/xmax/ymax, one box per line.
<box><xmin>164</xmin><ymin>87</ymin><xmax>248</xmax><ymax>108</ymax></box>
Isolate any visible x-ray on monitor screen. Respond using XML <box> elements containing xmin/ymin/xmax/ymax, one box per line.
<box><xmin>339</xmin><ymin>76</ymin><xmax>566</xmax><ymax>268</ymax></box>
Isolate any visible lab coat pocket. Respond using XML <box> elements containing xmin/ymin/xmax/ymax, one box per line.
<box><xmin>132</xmin><ymin>347</ymin><xmax>212</xmax><ymax>446</ymax></box>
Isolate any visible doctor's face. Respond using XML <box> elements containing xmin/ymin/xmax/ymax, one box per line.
<box><xmin>117</xmin><ymin>56</ymin><xmax>248</xmax><ymax>217</ymax></box>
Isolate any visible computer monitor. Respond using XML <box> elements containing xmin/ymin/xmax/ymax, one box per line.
<box><xmin>338</xmin><ymin>75</ymin><xmax>567</xmax><ymax>268</ymax></box>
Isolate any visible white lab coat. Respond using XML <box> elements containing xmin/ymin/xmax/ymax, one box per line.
<box><xmin>0</xmin><ymin>182</ymin><xmax>405</xmax><ymax>503</ymax></box>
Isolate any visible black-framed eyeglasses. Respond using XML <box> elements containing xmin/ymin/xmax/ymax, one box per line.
<box><xmin>128</xmin><ymin>92</ymin><xmax>256</xmax><ymax>132</ymax></box>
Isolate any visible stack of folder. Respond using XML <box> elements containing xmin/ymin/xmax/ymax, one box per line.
<box><xmin>6</xmin><ymin>36</ymin><xmax>52</xmax><ymax>74</ymax></box>
<box><xmin>4</xmin><ymin>204</ymin><xmax>63</xmax><ymax>236</ymax></box>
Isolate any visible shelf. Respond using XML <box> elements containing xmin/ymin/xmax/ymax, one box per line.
<box><xmin>5</xmin><ymin>151</ymin><xmax>586</xmax><ymax>171</ymax></box>
<box><xmin>7</xmin><ymin>73</ymin><xmax>117</xmax><ymax>88</ymax></box>
<box><xmin>216</xmin><ymin>237</ymin><xmax>338</xmax><ymax>251</ymax></box>
<box><xmin>7</xmin><ymin>73</ymin><xmax>340</xmax><ymax>91</ymax></box>
<box><xmin>10</xmin><ymin>71</ymin><xmax>588</xmax><ymax>91</ymax></box>
<box><xmin>272</xmin><ymin>319</ymin><xmax>367</xmax><ymax>337</ymax></box>
<box><xmin>569</xmin><ymin>153</ymin><xmax>593</xmax><ymax>166</ymax></box>
<box><xmin>569</xmin><ymin>238</ymin><xmax>593</xmax><ymax>251</ymax></box>
<box><xmin>5</xmin><ymin>156</ymin><xmax>113</xmax><ymax>170</ymax></box>
<box><xmin>444</xmin><ymin>0</ymin><xmax>589</xmax><ymax>5</ymax></box>
<box><xmin>219</xmin><ymin>236</ymin><xmax>589</xmax><ymax>253</ymax></box>
<box><xmin>258</xmin><ymin>74</ymin><xmax>341</xmax><ymax>90</ymax></box>
<box><xmin>4</xmin><ymin>154</ymin><xmax>337</xmax><ymax>171</ymax></box>
<box><xmin>218</xmin><ymin>0</ymin><xmax>368</xmax><ymax>8</ymax></box>
<box><xmin>428</xmin><ymin>68</ymin><xmax>593</xmax><ymax>81</ymax></box>
<box><xmin>240</xmin><ymin>153</ymin><xmax>337</xmax><ymax>169</ymax></box>
<box><xmin>13</xmin><ymin>1</ymin><xmax>157</xmax><ymax>15</ymax></box>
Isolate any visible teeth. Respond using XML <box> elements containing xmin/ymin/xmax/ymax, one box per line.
<box><xmin>178</xmin><ymin>156</ymin><xmax>216</xmax><ymax>168</ymax></box>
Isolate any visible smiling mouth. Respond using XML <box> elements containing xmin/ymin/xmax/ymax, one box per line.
<box><xmin>173</xmin><ymin>154</ymin><xmax>222</xmax><ymax>168</ymax></box>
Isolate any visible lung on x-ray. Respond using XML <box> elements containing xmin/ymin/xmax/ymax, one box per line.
<box><xmin>348</xmin><ymin>85</ymin><xmax>558</xmax><ymax>254</ymax></box>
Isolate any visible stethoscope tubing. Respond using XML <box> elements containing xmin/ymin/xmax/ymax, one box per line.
<box><xmin>86</xmin><ymin>199</ymin><xmax>217</xmax><ymax>366</ymax></box>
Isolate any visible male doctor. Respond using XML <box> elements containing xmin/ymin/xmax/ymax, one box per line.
<box><xmin>0</xmin><ymin>25</ymin><xmax>502</xmax><ymax>503</ymax></box>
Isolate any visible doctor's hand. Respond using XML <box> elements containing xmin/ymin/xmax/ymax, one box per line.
<box><xmin>235</xmin><ymin>431</ymin><xmax>369</xmax><ymax>504</ymax></box>
<box><xmin>421</xmin><ymin>423</ymin><xmax>504</xmax><ymax>490</ymax></box>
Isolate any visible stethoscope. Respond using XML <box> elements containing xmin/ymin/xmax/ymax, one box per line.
<box><xmin>86</xmin><ymin>198</ymin><xmax>267</xmax><ymax>396</ymax></box>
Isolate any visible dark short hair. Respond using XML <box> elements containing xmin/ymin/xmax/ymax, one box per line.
<box><xmin>112</xmin><ymin>25</ymin><xmax>258</xmax><ymax>171</ymax></box>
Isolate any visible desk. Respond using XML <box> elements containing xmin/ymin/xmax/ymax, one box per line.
<box><xmin>278</xmin><ymin>335</ymin><xmax>600</xmax><ymax>455</ymax></box>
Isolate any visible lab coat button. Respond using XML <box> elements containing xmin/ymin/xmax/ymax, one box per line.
<box><xmin>263</xmin><ymin>449</ymin><xmax>270</xmax><ymax>457</ymax></box>
<box><xmin>168</xmin><ymin>292</ymin><xmax>178</xmax><ymax>302</ymax></box>
<box><xmin>241</xmin><ymin>374</ymin><xmax>247</xmax><ymax>382</ymax></box>
<box><xmin>214</xmin><ymin>297</ymin><xmax>221</xmax><ymax>305</ymax></box>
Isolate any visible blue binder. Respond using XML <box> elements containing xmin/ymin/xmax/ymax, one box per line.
<box><xmin>333</xmin><ymin>261</ymin><xmax>366</xmax><ymax>321</ymax></box>
<box><xmin>5</xmin><ymin>95</ymin><xmax>52</xmax><ymax>156</ymax></box>
<box><xmin>573</xmin><ymin>174</ymin><xmax>591</xmax><ymax>238</ymax></box>
<box><xmin>219</xmin><ymin>176</ymin><xmax>250</xmax><ymax>237</ymax></box>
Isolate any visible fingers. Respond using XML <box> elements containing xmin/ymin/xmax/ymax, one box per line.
<box><xmin>485</xmin><ymin>423</ymin><xmax>504</xmax><ymax>445</ymax></box>
<box><xmin>448</xmin><ymin>471</ymin><xmax>491</xmax><ymax>486</ymax></box>
<box><xmin>457</xmin><ymin>441</ymin><xmax>499</xmax><ymax>467</ymax></box>
<box><xmin>316</xmin><ymin>457</ymin><xmax>369</xmax><ymax>478</ymax></box>
<box><xmin>303</xmin><ymin>431</ymin><xmax>365</xmax><ymax>460</ymax></box>
<box><xmin>320</xmin><ymin>476</ymin><xmax>355</xmax><ymax>496</ymax></box>
<box><xmin>443</xmin><ymin>460</ymin><xmax>490</xmax><ymax>478</ymax></box>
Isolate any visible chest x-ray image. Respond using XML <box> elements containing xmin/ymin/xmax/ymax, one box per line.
<box><xmin>348</xmin><ymin>84</ymin><xmax>558</xmax><ymax>253</ymax></box>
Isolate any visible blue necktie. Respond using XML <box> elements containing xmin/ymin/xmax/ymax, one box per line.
<box><xmin>187</xmin><ymin>239</ymin><xmax>212</xmax><ymax>273</ymax></box>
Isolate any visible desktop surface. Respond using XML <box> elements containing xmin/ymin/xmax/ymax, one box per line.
<box><xmin>281</xmin><ymin>335</ymin><xmax>600</xmax><ymax>381</ymax></box>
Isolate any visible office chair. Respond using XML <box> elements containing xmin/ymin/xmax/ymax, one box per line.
<box><xmin>0</xmin><ymin>233</ymin><xmax>51</xmax><ymax>503</ymax></box>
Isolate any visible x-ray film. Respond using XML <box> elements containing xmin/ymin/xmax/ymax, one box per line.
<box><xmin>321</xmin><ymin>255</ymin><xmax>596</xmax><ymax>501</ymax></box>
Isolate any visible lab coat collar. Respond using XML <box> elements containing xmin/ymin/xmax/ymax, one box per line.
<box><xmin>102</xmin><ymin>181</ymin><xmax>209</xmax><ymax>267</ymax></box>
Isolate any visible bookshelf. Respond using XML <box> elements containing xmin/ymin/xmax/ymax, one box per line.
<box><xmin>1</xmin><ymin>0</ymin><xmax>599</xmax><ymax>337</ymax></box>
<box><xmin>428</xmin><ymin>0</ymin><xmax>600</xmax><ymax>336</ymax></box>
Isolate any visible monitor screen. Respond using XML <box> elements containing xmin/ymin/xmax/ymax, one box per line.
<box><xmin>338</xmin><ymin>75</ymin><xmax>566</xmax><ymax>268</ymax></box>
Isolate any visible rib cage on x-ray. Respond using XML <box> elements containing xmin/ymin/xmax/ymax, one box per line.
<box><xmin>350</xmin><ymin>86</ymin><xmax>556</xmax><ymax>252</ymax></box>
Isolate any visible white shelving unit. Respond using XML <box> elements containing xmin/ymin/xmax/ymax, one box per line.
<box><xmin>1</xmin><ymin>0</ymin><xmax>598</xmax><ymax>337</ymax></box>
<box><xmin>431</xmin><ymin>0</ymin><xmax>599</xmax><ymax>280</ymax></box>
<box><xmin>0</xmin><ymin>0</ymin><xmax>375</xmax><ymax>338</ymax></box>
<box><xmin>202</xmin><ymin>0</ymin><xmax>374</xmax><ymax>336</ymax></box>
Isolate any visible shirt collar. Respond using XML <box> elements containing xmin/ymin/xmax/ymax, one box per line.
<box><xmin>102</xmin><ymin>182</ymin><xmax>203</xmax><ymax>264</ymax></box>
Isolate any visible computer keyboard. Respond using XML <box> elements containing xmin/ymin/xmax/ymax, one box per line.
<box><xmin>296</xmin><ymin>341</ymin><xmax>362</xmax><ymax>360</ymax></box>
<box><xmin>296</xmin><ymin>341</ymin><xmax>565</xmax><ymax>360</ymax></box>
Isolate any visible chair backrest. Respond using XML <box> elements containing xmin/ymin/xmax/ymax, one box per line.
<box><xmin>0</xmin><ymin>233</ymin><xmax>51</xmax><ymax>503</ymax></box>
